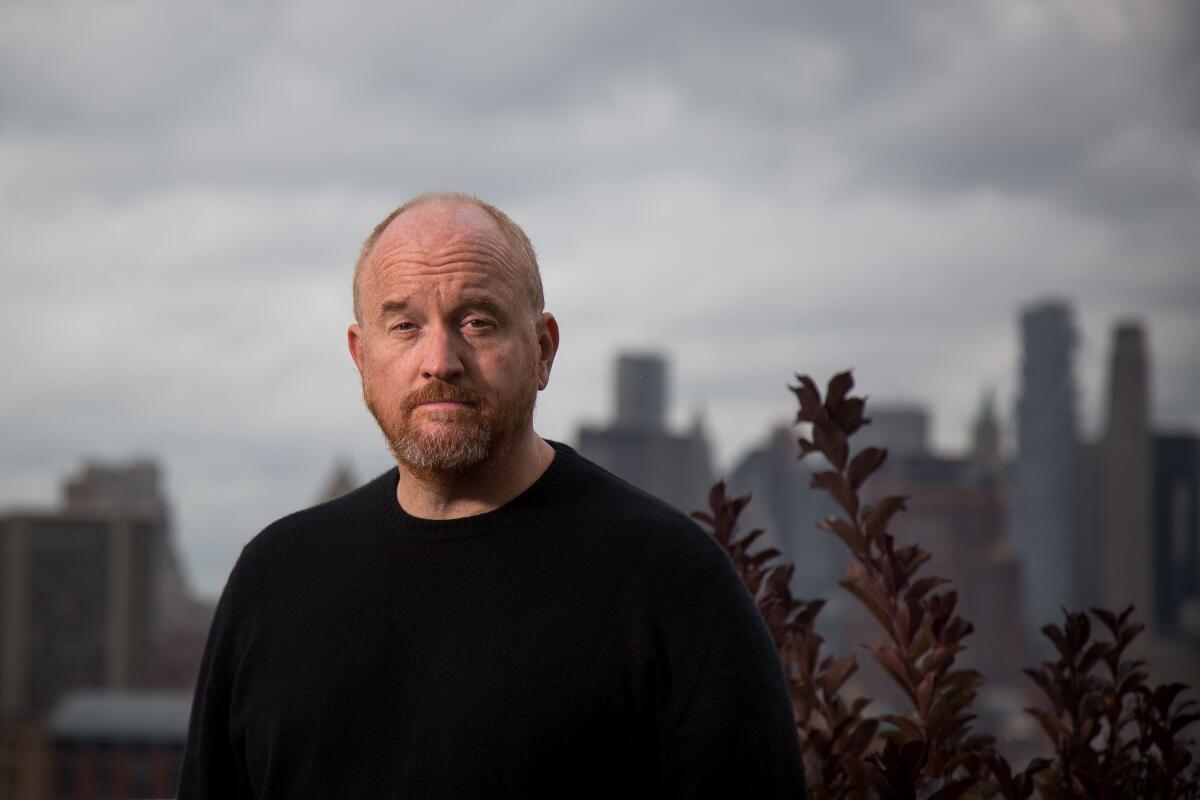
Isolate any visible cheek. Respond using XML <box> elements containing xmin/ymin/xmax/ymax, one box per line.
<box><xmin>492</xmin><ymin>347</ymin><xmax>538</xmax><ymax>386</ymax></box>
<box><xmin>363</xmin><ymin>345</ymin><xmax>412</xmax><ymax>380</ymax></box>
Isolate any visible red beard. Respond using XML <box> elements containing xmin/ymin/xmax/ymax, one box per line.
<box><xmin>363</xmin><ymin>376</ymin><xmax>537</xmax><ymax>476</ymax></box>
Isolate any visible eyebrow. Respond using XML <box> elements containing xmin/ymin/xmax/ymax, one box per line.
<box><xmin>459</xmin><ymin>296</ymin><xmax>506</xmax><ymax>318</ymax></box>
<box><xmin>379</xmin><ymin>299</ymin><xmax>409</xmax><ymax>317</ymax></box>
<box><xmin>376</xmin><ymin>296</ymin><xmax>510</xmax><ymax>320</ymax></box>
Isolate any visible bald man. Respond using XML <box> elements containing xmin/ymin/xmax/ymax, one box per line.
<box><xmin>178</xmin><ymin>193</ymin><xmax>808</xmax><ymax>799</ymax></box>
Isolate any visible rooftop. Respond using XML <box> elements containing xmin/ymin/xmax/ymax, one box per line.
<box><xmin>47</xmin><ymin>689</ymin><xmax>191</xmax><ymax>745</ymax></box>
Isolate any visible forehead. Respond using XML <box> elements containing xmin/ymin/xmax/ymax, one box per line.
<box><xmin>361</xmin><ymin>200</ymin><xmax>524</xmax><ymax>300</ymax></box>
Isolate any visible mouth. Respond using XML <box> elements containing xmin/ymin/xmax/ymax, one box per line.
<box><xmin>416</xmin><ymin>401</ymin><xmax>475</xmax><ymax>412</ymax></box>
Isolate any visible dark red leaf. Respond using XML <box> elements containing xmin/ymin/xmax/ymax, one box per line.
<box><xmin>813</xmin><ymin>416</ymin><xmax>849</xmax><ymax>471</ymax></box>
<box><xmin>840</xmin><ymin>579</ymin><xmax>895</xmax><ymax>634</ymax></box>
<box><xmin>863</xmin><ymin>496</ymin><xmax>908</xmax><ymax>539</ymax></box>
<box><xmin>819</xmin><ymin>656</ymin><xmax>858</xmax><ymax>697</ymax></box>
<box><xmin>836</xmin><ymin>397</ymin><xmax>868</xmax><ymax>434</ymax></box>
<box><xmin>790</xmin><ymin>375</ymin><xmax>823</xmax><ymax>422</ymax></box>
<box><xmin>906</xmin><ymin>576</ymin><xmax>949</xmax><ymax>604</ymax></box>
<box><xmin>1026</xmin><ymin>707</ymin><xmax>1062</xmax><ymax>743</ymax></box>
<box><xmin>797</xmin><ymin>437</ymin><xmax>817</xmax><ymax>460</ymax></box>
<box><xmin>882</xmin><ymin>713</ymin><xmax>924</xmax><ymax>743</ymax></box>
<box><xmin>817</xmin><ymin>514</ymin><xmax>866</xmax><ymax>554</ymax></box>
<box><xmin>848</xmin><ymin>446</ymin><xmax>888</xmax><ymax>489</ymax></box>
<box><xmin>825</xmin><ymin>370</ymin><xmax>855</xmax><ymax>412</ymax></box>
<box><xmin>869</xmin><ymin>644</ymin><xmax>916</xmax><ymax>701</ymax></box>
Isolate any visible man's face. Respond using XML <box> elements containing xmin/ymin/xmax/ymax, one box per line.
<box><xmin>348</xmin><ymin>200</ymin><xmax>556</xmax><ymax>476</ymax></box>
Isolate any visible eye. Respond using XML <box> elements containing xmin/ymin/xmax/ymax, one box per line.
<box><xmin>464</xmin><ymin>318</ymin><xmax>494</xmax><ymax>331</ymax></box>
<box><xmin>390</xmin><ymin>321</ymin><xmax>417</xmax><ymax>333</ymax></box>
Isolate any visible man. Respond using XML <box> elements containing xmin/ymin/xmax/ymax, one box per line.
<box><xmin>178</xmin><ymin>193</ymin><xmax>808</xmax><ymax>798</ymax></box>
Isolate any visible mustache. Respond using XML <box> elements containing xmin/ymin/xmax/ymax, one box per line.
<box><xmin>401</xmin><ymin>381</ymin><xmax>486</xmax><ymax>413</ymax></box>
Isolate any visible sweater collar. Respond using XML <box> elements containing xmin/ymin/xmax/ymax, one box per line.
<box><xmin>373</xmin><ymin>440</ymin><xmax>578</xmax><ymax>540</ymax></box>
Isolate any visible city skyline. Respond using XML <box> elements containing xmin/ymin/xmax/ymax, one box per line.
<box><xmin>2</xmin><ymin>0</ymin><xmax>1198</xmax><ymax>597</ymax></box>
<box><xmin>2</xmin><ymin>302</ymin><xmax>1193</xmax><ymax>601</ymax></box>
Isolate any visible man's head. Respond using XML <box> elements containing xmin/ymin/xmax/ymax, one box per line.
<box><xmin>352</xmin><ymin>192</ymin><xmax>544</xmax><ymax>325</ymax></box>
<box><xmin>347</xmin><ymin>193</ymin><xmax>558</xmax><ymax>478</ymax></box>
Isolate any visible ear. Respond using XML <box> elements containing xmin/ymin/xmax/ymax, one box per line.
<box><xmin>348</xmin><ymin>323</ymin><xmax>364</xmax><ymax>373</ymax></box>
<box><xmin>535</xmin><ymin>312</ymin><xmax>560</xmax><ymax>391</ymax></box>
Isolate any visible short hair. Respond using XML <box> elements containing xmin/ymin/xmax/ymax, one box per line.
<box><xmin>352</xmin><ymin>192</ymin><xmax>544</xmax><ymax>323</ymax></box>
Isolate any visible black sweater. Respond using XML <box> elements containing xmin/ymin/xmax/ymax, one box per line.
<box><xmin>178</xmin><ymin>442</ymin><xmax>808</xmax><ymax>798</ymax></box>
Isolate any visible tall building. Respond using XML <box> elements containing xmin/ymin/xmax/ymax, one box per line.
<box><xmin>1096</xmin><ymin>323</ymin><xmax>1153</xmax><ymax>622</ymax></box>
<box><xmin>0</xmin><ymin>460</ymin><xmax>209</xmax><ymax>722</ymax></box>
<box><xmin>0</xmin><ymin>509</ymin><xmax>158</xmax><ymax>721</ymax></box>
<box><xmin>869</xmin><ymin>457</ymin><xmax>1028</xmax><ymax>685</ymax></box>
<box><xmin>0</xmin><ymin>723</ymin><xmax>47</xmax><ymax>800</ymax></box>
<box><xmin>60</xmin><ymin>461</ymin><xmax>206</xmax><ymax>639</ymax></box>
<box><xmin>970</xmin><ymin>391</ymin><xmax>1003</xmax><ymax>484</ymax></box>
<box><xmin>1153</xmin><ymin>433</ymin><xmax>1200</xmax><ymax>642</ymax></box>
<box><xmin>728</xmin><ymin>426</ymin><xmax>843</xmax><ymax>593</ymax></box>
<box><xmin>855</xmin><ymin>404</ymin><xmax>930</xmax><ymax>458</ymax></box>
<box><xmin>727</xmin><ymin>426</ymin><xmax>847</xmax><ymax>653</ymax></box>
<box><xmin>1011</xmin><ymin>300</ymin><xmax>1081</xmax><ymax>636</ymax></box>
<box><xmin>614</xmin><ymin>354</ymin><xmax>668</xmax><ymax>433</ymax></box>
<box><xmin>577</xmin><ymin>353</ymin><xmax>713</xmax><ymax>514</ymax></box>
<box><xmin>62</xmin><ymin>461</ymin><xmax>167</xmax><ymax>519</ymax></box>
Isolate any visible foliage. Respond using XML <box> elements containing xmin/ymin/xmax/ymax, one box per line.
<box><xmin>1024</xmin><ymin>606</ymin><xmax>1200</xmax><ymax>798</ymax></box>
<box><xmin>694</xmin><ymin>370</ymin><xmax>1199</xmax><ymax>799</ymax></box>
<box><xmin>696</xmin><ymin>482</ymin><xmax>876</xmax><ymax>796</ymax></box>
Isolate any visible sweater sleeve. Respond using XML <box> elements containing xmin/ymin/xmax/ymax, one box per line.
<box><xmin>177</xmin><ymin>548</ymin><xmax>257</xmax><ymax>800</ymax></box>
<box><xmin>656</xmin><ymin>536</ymin><xmax>809</xmax><ymax>799</ymax></box>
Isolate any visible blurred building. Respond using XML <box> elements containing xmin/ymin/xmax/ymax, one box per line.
<box><xmin>61</xmin><ymin>461</ymin><xmax>213</xmax><ymax>655</ymax></box>
<box><xmin>0</xmin><ymin>460</ymin><xmax>211</xmax><ymax>728</ymax></box>
<box><xmin>727</xmin><ymin>425</ymin><xmax>846</xmax><ymax>648</ymax></box>
<box><xmin>1076</xmin><ymin>321</ymin><xmax>1200</xmax><ymax>684</ymax></box>
<box><xmin>0</xmin><ymin>509</ymin><xmax>158</xmax><ymax>722</ymax></box>
<box><xmin>1095</xmin><ymin>323</ymin><xmax>1153</xmax><ymax>620</ymax></box>
<box><xmin>577</xmin><ymin>353</ymin><xmax>713</xmax><ymax>514</ymax></box>
<box><xmin>0</xmin><ymin>723</ymin><xmax>47</xmax><ymax>800</ymax></box>
<box><xmin>614</xmin><ymin>353</ymin><xmax>668</xmax><ymax>433</ymax></box>
<box><xmin>1011</xmin><ymin>300</ymin><xmax>1082</xmax><ymax>638</ymax></box>
<box><xmin>62</xmin><ymin>461</ymin><xmax>167</xmax><ymax>518</ymax></box>
<box><xmin>44</xmin><ymin>689</ymin><xmax>189</xmax><ymax>800</ymax></box>
<box><xmin>969</xmin><ymin>392</ymin><xmax>1004</xmax><ymax>484</ymax></box>
<box><xmin>855</xmin><ymin>404</ymin><xmax>930</xmax><ymax>458</ymax></box>
<box><xmin>1076</xmin><ymin>440</ymin><xmax>1105</xmax><ymax>611</ymax></box>
<box><xmin>1153</xmin><ymin>433</ymin><xmax>1200</xmax><ymax>642</ymax></box>
<box><xmin>858</xmin><ymin>399</ymin><xmax>1029</xmax><ymax>690</ymax></box>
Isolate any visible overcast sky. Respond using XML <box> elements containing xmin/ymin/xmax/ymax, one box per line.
<box><xmin>2</xmin><ymin>0</ymin><xmax>1197</xmax><ymax>597</ymax></box>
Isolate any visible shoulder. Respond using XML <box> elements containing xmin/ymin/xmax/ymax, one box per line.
<box><xmin>546</xmin><ymin>441</ymin><xmax>693</xmax><ymax>522</ymax></box>
<box><xmin>544</xmin><ymin>442</ymin><xmax>732</xmax><ymax>578</ymax></box>
<box><xmin>233</xmin><ymin>468</ymin><xmax>396</xmax><ymax>581</ymax></box>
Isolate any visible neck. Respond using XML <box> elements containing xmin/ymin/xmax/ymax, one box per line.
<box><xmin>394</xmin><ymin>431</ymin><xmax>555</xmax><ymax>520</ymax></box>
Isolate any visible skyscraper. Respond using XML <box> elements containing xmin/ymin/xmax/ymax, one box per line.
<box><xmin>854</xmin><ymin>404</ymin><xmax>930</xmax><ymax>459</ymax></box>
<box><xmin>970</xmin><ymin>391</ymin><xmax>1003</xmax><ymax>484</ymax></box>
<box><xmin>1098</xmin><ymin>323</ymin><xmax>1152</xmax><ymax>621</ymax></box>
<box><xmin>1011</xmin><ymin>301</ymin><xmax>1081</xmax><ymax>636</ymax></box>
<box><xmin>1</xmin><ymin>508</ymin><xmax>158</xmax><ymax>721</ymax></box>
<box><xmin>0</xmin><ymin>460</ymin><xmax>209</xmax><ymax>721</ymax></box>
<box><xmin>1153</xmin><ymin>433</ymin><xmax>1200</xmax><ymax>641</ymax></box>
<box><xmin>728</xmin><ymin>425</ymin><xmax>842</xmax><ymax>599</ymax></box>
<box><xmin>577</xmin><ymin>353</ymin><xmax>712</xmax><ymax>514</ymax></box>
<box><xmin>614</xmin><ymin>354</ymin><xmax>668</xmax><ymax>433</ymax></box>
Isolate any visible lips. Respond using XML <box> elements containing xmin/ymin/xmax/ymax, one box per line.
<box><xmin>416</xmin><ymin>400</ymin><xmax>474</xmax><ymax>411</ymax></box>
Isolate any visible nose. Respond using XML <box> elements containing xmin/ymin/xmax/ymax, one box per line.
<box><xmin>419</xmin><ymin>323</ymin><xmax>465</xmax><ymax>382</ymax></box>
